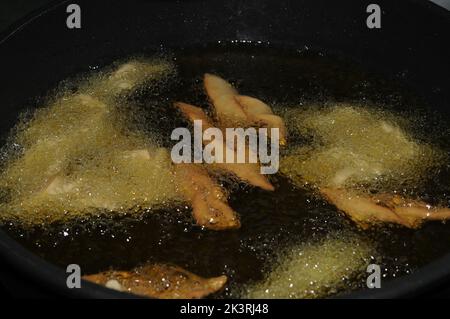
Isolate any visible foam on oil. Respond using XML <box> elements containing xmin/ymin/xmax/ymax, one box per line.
<box><xmin>239</xmin><ymin>231</ymin><xmax>374</xmax><ymax>299</ymax></box>
<box><xmin>280</xmin><ymin>104</ymin><xmax>446</xmax><ymax>198</ymax></box>
<box><xmin>0</xmin><ymin>58</ymin><xmax>183</xmax><ymax>225</ymax></box>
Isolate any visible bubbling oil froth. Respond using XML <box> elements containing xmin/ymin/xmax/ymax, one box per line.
<box><xmin>0</xmin><ymin>58</ymin><xmax>185</xmax><ymax>226</ymax></box>
<box><xmin>280</xmin><ymin>103</ymin><xmax>446</xmax><ymax>196</ymax></box>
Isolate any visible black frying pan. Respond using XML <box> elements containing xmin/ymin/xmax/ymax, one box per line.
<box><xmin>0</xmin><ymin>0</ymin><xmax>449</xmax><ymax>298</ymax></box>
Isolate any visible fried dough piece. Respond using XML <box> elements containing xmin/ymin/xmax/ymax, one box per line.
<box><xmin>102</xmin><ymin>60</ymin><xmax>174</xmax><ymax>95</ymax></box>
<box><xmin>44</xmin><ymin>176</ymin><xmax>77</xmax><ymax>195</ymax></box>
<box><xmin>37</xmin><ymin>147</ymin><xmax>174</xmax><ymax>213</ymax></box>
<box><xmin>213</xmin><ymin>163</ymin><xmax>274</xmax><ymax>191</ymax></box>
<box><xmin>83</xmin><ymin>264</ymin><xmax>227</xmax><ymax>299</ymax></box>
<box><xmin>321</xmin><ymin>187</ymin><xmax>450</xmax><ymax>229</ymax></box>
<box><xmin>176</xmin><ymin>102</ymin><xmax>215</xmax><ymax>129</ymax></box>
<box><xmin>204</xmin><ymin>73</ymin><xmax>247</xmax><ymax>124</ymax></box>
<box><xmin>235</xmin><ymin>95</ymin><xmax>287</xmax><ymax>145</ymax></box>
<box><xmin>175</xmin><ymin>102</ymin><xmax>274</xmax><ymax>191</ymax></box>
<box><xmin>174</xmin><ymin>163</ymin><xmax>240</xmax><ymax>230</ymax></box>
<box><xmin>204</xmin><ymin>74</ymin><xmax>287</xmax><ymax>146</ymax></box>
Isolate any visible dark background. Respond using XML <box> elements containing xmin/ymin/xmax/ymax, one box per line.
<box><xmin>0</xmin><ymin>0</ymin><xmax>59</xmax><ymax>299</ymax></box>
<box><xmin>0</xmin><ymin>0</ymin><xmax>55</xmax><ymax>32</ymax></box>
<box><xmin>1</xmin><ymin>0</ymin><xmax>450</xmax><ymax>33</ymax></box>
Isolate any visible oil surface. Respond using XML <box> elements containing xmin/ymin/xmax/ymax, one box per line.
<box><xmin>2</xmin><ymin>44</ymin><xmax>450</xmax><ymax>298</ymax></box>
